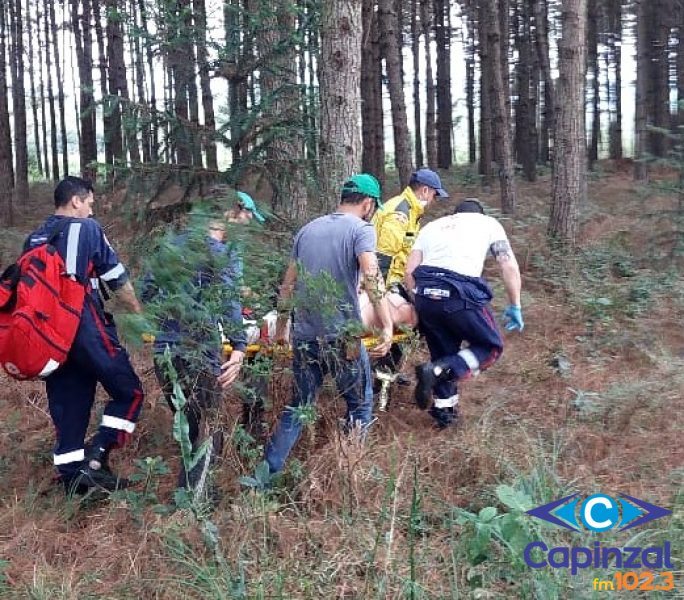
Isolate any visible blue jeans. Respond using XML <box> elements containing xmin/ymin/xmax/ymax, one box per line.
<box><xmin>265</xmin><ymin>339</ymin><xmax>373</xmax><ymax>473</ymax></box>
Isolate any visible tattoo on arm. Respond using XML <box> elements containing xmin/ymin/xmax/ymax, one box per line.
<box><xmin>365</xmin><ymin>271</ymin><xmax>387</xmax><ymax>305</ymax></box>
<box><xmin>361</xmin><ymin>255</ymin><xmax>386</xmax><ymax>304</ymax></box>
<box><xmin>491</xmin><ymin>240</ymin><xmax>512</xmax><ymax>262</ymax></box>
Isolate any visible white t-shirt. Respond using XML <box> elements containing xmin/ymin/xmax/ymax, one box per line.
<box><xmin>412</xmin><ymin>213</ymin><xmax>509</xmax><ymax>278</ymax></box>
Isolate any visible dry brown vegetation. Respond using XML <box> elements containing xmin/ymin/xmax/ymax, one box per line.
<box><xmin>0</xmin><ymin>166</ymin><xmax>682</xmax><ymax>598</ymax></box>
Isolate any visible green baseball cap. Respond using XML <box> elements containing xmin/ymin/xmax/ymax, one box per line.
<box><xmin>342</xmin><ymin>173</ymin><xmax>383</xmax><ymax>208</ymax></box>
<box><xmin>237</xmin><ymin>191</ymin><xmax>266</xmax><ymax>224</ymax></box>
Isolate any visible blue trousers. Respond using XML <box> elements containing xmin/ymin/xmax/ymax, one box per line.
<box><xmin>415</xmin><ymin>295</ymin><xmax>503</xmax><ymax>401</ymax></box>
<box><xmin>46</xmin><ymin>299</ymin><xmax>144</xmax><ymax>476</ymax></box>
<box><xmin>265</xmin><ymin>339</ymin><xmax>373</xmax><ymax>474</ymax></box>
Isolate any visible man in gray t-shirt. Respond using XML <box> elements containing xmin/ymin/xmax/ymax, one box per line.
<box><xmin>291</xmin><ymin>212</ymin><xmax>375</xmax><ymax>340</ymax></box>
<box><xmin>265</xmin><ymin>174</ymin><xmax>393</xmax><ymax>475</ymax></box>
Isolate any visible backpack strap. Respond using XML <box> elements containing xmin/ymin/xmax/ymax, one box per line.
<box><xmin>46</xmin><ymin>218</ymin><xmax>73</xmax><ymax>247</ymax></box>
<box><xmin>46</xmin><ymin>218</ymin><xmax>83</xmax><ymax>280</ymax></box>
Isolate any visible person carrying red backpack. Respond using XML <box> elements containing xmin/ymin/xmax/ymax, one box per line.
<box><xmin>22</xmin><ymin>176</ymin><xmax>144</xmax><ymax>495</ymax></box>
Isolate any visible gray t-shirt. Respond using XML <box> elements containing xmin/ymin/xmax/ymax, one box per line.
<box><xmin>291</xmin><ymin>212</ymin><xmax>376</xmax><ymax>341</ymax></box>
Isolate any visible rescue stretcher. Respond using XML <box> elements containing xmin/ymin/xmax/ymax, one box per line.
<box><xmin>143</xmin><ymin>311</ymin><xmax>409</xmax><ymax>412</ymax></box>
<box><xmin>221</xmin><ymin>335</ymin><xmax>410</xmax><ymax>412</ymax></box>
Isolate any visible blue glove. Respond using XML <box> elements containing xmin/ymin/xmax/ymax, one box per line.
<box><xmin>502</xmin><ymin>305</ymin><xmax>524</xmax><ymax>331</ymax></box>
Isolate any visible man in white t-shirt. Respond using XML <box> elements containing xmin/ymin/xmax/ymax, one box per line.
<box><xmin>404</xmin><ymin>199</ymin><xmax>524</xmax><ymax>428</ymax></box>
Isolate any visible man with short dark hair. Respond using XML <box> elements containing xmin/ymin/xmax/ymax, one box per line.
<box><xmin>404</xmin><ymin>198</ymin><xmax>524</xmax><ymax>429</ymax></box>
<box><xmin>23</xmin><ymin>176</ymin><xmax>144</xmax><ymax>494</ymax></box>
<box><xmin>264</xmin><ymin>173</ymin><xmax>393</xmax><ymax>474</ymax></box>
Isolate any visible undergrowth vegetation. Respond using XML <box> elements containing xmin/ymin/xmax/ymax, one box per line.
<box><xmin>0</xmin><ymin>169</ymin><xmax>682</xmax><ymax>598</ymax></box>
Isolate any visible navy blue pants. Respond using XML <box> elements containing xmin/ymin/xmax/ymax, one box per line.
<box><xmin>415</xmin><ymin>295</ymin><xmax>503</xmax><ymax>403</ymax></box>
<box><xmin>46</xmin><ymin>298</ymin><xmax>144</xmax><ymax>476</ymax></box>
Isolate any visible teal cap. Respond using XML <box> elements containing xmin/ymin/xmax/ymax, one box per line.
<box><xmin>342</xmin><ymin>173</ymin><xmax>383</xmax><ymax>208</ymax></box>
<box><xmin>237</xmin><ymin>191</ymin><xmax>265</xmax><ymax>224</ymax></box>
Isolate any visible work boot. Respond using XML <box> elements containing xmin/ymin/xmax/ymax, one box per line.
<box><xmin>414</xmin><ymin>360</ymin><xmax>452</xmax><ymax>410</ymax></box>
<box><xmin>62</xmin><ymin>464</ymin><xmax>129</xmax><ymax>496</ymax></box>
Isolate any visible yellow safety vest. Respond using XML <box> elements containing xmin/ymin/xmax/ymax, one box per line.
<box><xmin>372</xmin><ymin>186</ymin><xmax>424</xmax><ymax>287</ymax></box>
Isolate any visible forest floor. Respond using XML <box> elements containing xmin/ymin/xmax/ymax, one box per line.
<box><xmin>0</xmin><ymin>164</ymin><xmax>682</xmax><ymax>599</ymax></box>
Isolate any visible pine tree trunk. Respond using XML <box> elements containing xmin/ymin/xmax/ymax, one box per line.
<box><xmin>130</xmin><ymin>0</ymin><xmax>149</xmax><ymax>163</ymax></box>
<box><xmin>69</xmin><ymin>37</ymin><xmax>81</xmax><ymax>149</ymax></box>
<box><xmin>411</xmin><ymin>0</ymin><xmax>423</xmax><ymax>167</ymax></box>
<box><xmin>607</xmin><ymin>0</ymin><xmax>622</xmax><ymax>159</ymax></box>
<box><xmin>37</xmin><ymin>3</ymin><xmax>49</xmax><ymax>179</ymax></box>
<box><xmin>533</xmin><ymin>0</ymin><xmax>555</xmax><ymax>164</ymax></box>
<box><xmin>137</xmin><ymin>0</ymin><xmax>156</xmax><ymax>161</ymax></box>
<box><xmin>678</xmin><ymin>12</ymin><xmax>684</xmax><ymax>126</ymax></box>
<box><xmin>634</xmin><ymin>0</ymin><xmax>649</xmax><ymax>180</ymax></box>
<box><xmin>26</xmin><ymin>0</ymin><xmax>43</xmax><ymax>177</ymax></box>
<box><xmin>648</xmin><ymin>2</ymin><xmax>669</xmax><ymax>157</ymax></box>
<box><xmin>10</xmin><ymin>0</ymin><xmax>29</xmax><ymax>198</ymax></box>
<box><xmin>71</xmin><ymin>0</ymin><xmax>98</xmax><ymax>180</ymax></box>
<box><xmin>163</xmin><ymin>58</ymin><xmax>173</xmax><ymax>163</ymax></box>
<box><xmin>485</xmin><ymin>0</ymin><xmax>516</xmax><ymax>213</ymax></box>
<box><xmin>530</xmin><ymin>25</ymin><xmax>540</xmax><ymax>170</ymax></box>
<box><xmin>257</xmin><ymin>0</ymin><xmax>307</xmax><ymax>219</ymax></box>
<box><xmin>117</xmin><ymin>3</ymin><xmax>140</xmax><ymax>165</ymax></box>
<box><xmin>478</xmin><ymin>2</ymin><xmax>494</xmax><ymax>186</ymax></box>
<box><xmin>91</xmin><ymin>0</ymin><xmax>112</xmax><ymax>171</ymax></box>
<box><xmin>183</xmin><ymin>0</ymin><xmax>202</xmax><ymax>168</ymax></box>
<box><xmin>465</xmin><ymin>0</ymin><xmax>476</xmax><ymax>164</ymax></box>
<box><xmin>42</xmin><ymin>0</ymin><xmax>60</xmax><ymax>180</ymax></box>
<box><xmin>49</xmin><ymin>0</ymin><xmax>69</xmax><ymax>176</ymax></box>
<box><xmin>300</xmin><ymin>1</ymin><xmax>318</xmax><ymax>164</ymax></box>
<box><xmin>587</xmin><ymin>0</ymin><xmax>599</xmax><ymax>167</ymax></box>
<box><xmin>361</xmin><ymin>0</ymin><xmax>385</xmax><ymax>185</ymax></box>
<box><xmin>0</xmin><ymin>2</ymin><xmax>14</xmax><ymax>224</ymax></box>
<box><xmin>319</xmin><ymin>0</ymin><xmax>362</xmax><ymax>211</ymax></box>
<box><xmin>379</xmin><ymin>0</ymin><xmax>412</xmax><ymax>185</ymax></box>
<box><xmin>105</xmin><ymin>0</ymin><xmax>127</xmax><ymax>165</ymax></box>
<box><xmin>422</xmin><ymin>0</ymin><xmax>437</xmax><ymax>166</ymax></box>
<box><xmin>515</xmin><ymin>0</ymin><xmax>537</xmax><ymax>181</ymax></box>
<box><xmin>498</xmin><ymin>0</ymin><xmax>511</xmax><ymax>127</ymax></box>
<box><xmin>194</xmin><ymin>0</ymin><xmax>218</xmax><ymax>171</ymax></box>
<box><xmin>224</xmin><ymin>0</ymin><xmax>243</xmax><ymax>167</ymax></box>
<box><xmin>549</xmin><ymin>0</ymin><xmax>586</xmax><ymax>245</ymax></box>
<box><xmin>168</xmin><ymin>0</ymin><xmax>192</xmax><ymax>166</ymax></box>
<box><xmin>434</xmin><ymin>0</ymin><xmax>452</xmax><ymax>168</ymax></box>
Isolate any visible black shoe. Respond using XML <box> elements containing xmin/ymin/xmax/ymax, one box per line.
<box><xmin>414</xmin><ymin>360</ymin><xmax>452</xmax><ymax>410</ymax></box>
<box><xmin>62</xmin><ymin>465</ymin><xmax>129</xmax><ymax>496</ymax></box>
<box><xmin>429</xmin><ymin>405</ymin><xmax>459</xmax><ymax>429</ymax></box>
<box><xmin>85</xmin><ymin>441</ymin><xmax>111</xmax><ymax>471</ymax></box>
<box><xmin>414</xmin><ymin>364</ymin><xmax>437</xmax><ymax>409</ymax></box>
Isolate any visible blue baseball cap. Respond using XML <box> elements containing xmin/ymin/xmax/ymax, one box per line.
<box><xmin>410</xmin><ymin>168</ymin><xmax>449</xmax><ymax>198</ymax></box>
<box><xmin>237</xmin><ymin>191</ymin><xmax>266</xmax><ymax>224</ymax></box>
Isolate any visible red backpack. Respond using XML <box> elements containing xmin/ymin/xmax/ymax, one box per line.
<box><xmin>0</xmin><ymin>221</ymin><xmax>86</xmax><ymax>380</ymax></box>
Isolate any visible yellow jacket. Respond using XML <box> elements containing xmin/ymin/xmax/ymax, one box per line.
<box><xmin>372</xmin><ymin>186</ymin><xmax>424</xmax><ymax>287</ymax></box>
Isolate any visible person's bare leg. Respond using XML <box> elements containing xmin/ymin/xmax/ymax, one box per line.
<box><xmin>359</xmin><ymin>291</ymin><xmax>417</xmax><ymax>330</ymax></box>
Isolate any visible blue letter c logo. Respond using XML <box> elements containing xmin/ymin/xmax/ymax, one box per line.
<box><xmin>580</xmin><ymin>494</ymin><xmax>619</xmax><ymax>531</ymax></box>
